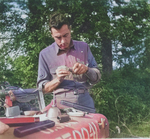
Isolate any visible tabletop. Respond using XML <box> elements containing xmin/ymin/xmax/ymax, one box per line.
<box><xmin>0</xmin><ymin>113</ymin><xmax>109</xmax><ymax>139</ymax></box>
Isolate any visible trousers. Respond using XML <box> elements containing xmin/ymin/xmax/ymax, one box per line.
<box><xmin>55</xmin><ymin>91</ymin><xmax>95</xmax><ymax>109</ymax></box>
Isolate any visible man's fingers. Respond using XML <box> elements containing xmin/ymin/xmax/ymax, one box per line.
<box><xmin>73</xmin><ymin>63</ymin><xmax>81</xmax><ymax>73</ymax></box>
<box><xmin>73</xmin><ymin>63</ymin><xmax>88</xmax><ymax>75</ymax></box>
<box><xmin>75</xmin><ymin>66</ymin><xmax>84</xmax><ymax>74</ymax></box>
<box><xmin>73</xmin><ymin>63</ymin><xmax>79</xmax><ymax>71</ymax></box>
<box><xmin>56</xmin><ymin>69</ymin><xmax>70</xmax><ymax>78</ymax></box>
<box><xmin>57</xmin><ymin>70</ymin><xmax>70</xmax><ymax>75</ymax></box>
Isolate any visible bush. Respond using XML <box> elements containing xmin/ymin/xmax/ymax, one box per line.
<box><xmin>44</xmin><ymin>93</ymin><xmax>53</xmax><ymax>106</ymax></box>
<box><xmin>92</xmin><ymin>67</ymin><xmax>150</xmax><ymax>125</ymax></box>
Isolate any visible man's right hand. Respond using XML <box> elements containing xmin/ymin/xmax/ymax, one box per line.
<box><xmin>56</xmin><ymin>66</ymin><xmax>70</xmax><ymax>80</ymax></box>
<box><xmin>43</xmin><ymin>66</ymin><xmax>71</xmax><ymax>93</ymax></box>
<box><xmin>43</xmin><ymin>67</ymin><xmax>70</xmax><ymax>93</ymax></box>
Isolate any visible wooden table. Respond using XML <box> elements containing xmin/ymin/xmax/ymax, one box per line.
<box><xmin>0</xmin><ymin>113</ymin><xmax>109</xmax><ymax>139</ymax></box>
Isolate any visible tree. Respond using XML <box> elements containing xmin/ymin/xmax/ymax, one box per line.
<box><xmin>112</xmin><ymin>0</ymin><xmax>150</xmax><ymax>69</ymax></box>
<box><xmin>45</xmin><ymin>0</ymin><xmax>113</xmax><ymax>74</ymax></box>
<box><xmin>45</xmin><ymin>0</ymin><xmax>150</xmax><ymax>74</ymax></box>
<box><xmin>0</xmin><ymin>0</ymin><xmax>150</xmax><ymax>87</ymax></box>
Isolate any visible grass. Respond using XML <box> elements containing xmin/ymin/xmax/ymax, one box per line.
<box><xmin>109</xmin><ymin>114</ymin><xmax>150</xmax><ymax>138</ymax></box>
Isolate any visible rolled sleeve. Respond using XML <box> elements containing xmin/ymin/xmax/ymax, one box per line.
<box><xmin>85</xmin><ymin>67</ymin><xmax>101</xmax><ymax>84</ymax></box>
<box><xmin>86</xmin><ymin>45</ymin><xmax>101</xmax><ymax>84</ymax></box>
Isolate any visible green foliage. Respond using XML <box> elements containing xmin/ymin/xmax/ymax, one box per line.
<box><xmin>0</xmin><ymin>107</ymin><xmax>5</xmax><ymax>117</ymax></box>
<box><xmin>44</xmin><ymin>94</ymin><xmax>53</xmax><ymax>106</ymax></box>
<box><xmin>92</xmin><ymin>66</ymin><xmax>150</xmax><ymax>125</ymax></box>
<box><xmin>10</xmin><ymin>55</ymin><xmax>37</xmax><ymax>87</ymax></box>
<box><xmin>0</xmin><ymin>1</ymin><xmax>150</xmax><ymax>137</ymax></box>
<box><xmin>1</xmin><ymin>0</ymin><xmax>150</xmax><ymax>85</ymax></box>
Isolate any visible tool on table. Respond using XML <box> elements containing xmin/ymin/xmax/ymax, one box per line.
<box><xmin>60</xmin><ymin>100</ymin><xmax>96</xmax><ymax>116</ymax></box>
<box><xmin>0</xmin><ymin>117</ymin><xmax>40</xmax><ymax>126</ymax></box>
<box><xmin>14</xmin><ymin>120</ymin><xmax>55</xmax><ymax>137</ymax></box>
<box><xmin>0</xmin><ymin>87</ymin><xmax>46</xmax><ymax>117</ymax></box>
<box><xmin>0</xmin><ymin>91</ymin><xmax>12</xmax><ymax>107</ymax></box>
<box><xmin>47</xmin><ymin>93</ymin><xmax>61</xmax><ymax>118</ymax></box>
<box><xmin>57</xmin><ymin>114</ymin><xmax>70</xmax><ymax>123</ymax></box>
<box><xmin>0</xmin><ymin>91</ymin><xmax>19</xmax><ymax>117</ymax></box>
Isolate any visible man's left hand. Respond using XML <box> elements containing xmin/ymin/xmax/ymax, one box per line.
<box><xmin>72</xmin><ymin>63</ymin><xmax>88</xmax><ymax>75</ymax></box>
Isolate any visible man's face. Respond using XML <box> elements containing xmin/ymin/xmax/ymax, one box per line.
<box><xmin>51</xmin><ymin>24</ymin><xmax>71</xmax><ymax>50</ymax></box>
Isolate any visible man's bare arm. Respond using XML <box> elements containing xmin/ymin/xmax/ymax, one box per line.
<box><xmin>43</xmin><ymin>68</ymin><xmax>70</xmax><ymax>94</ymax></box>
<box><xmin>43</xmin><ymin>77</ymin><xmax>62</xmax><ymax>93</ymax></box>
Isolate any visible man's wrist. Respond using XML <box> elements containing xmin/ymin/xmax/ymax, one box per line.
<box><xmin>42</xmin><ymin>82</ymin><xmax>48</xmax><ymax>89</ymax></box>
<box><xmin>56</xmin><ymin>77</ymin><xmax>64</xmax><ymax>83</ymax></box>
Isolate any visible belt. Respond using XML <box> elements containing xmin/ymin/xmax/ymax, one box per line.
<box><xmin>73</xmin><ymin>88</ymin><xmax>87</xmax><ymax>95</ymax></box>
<box><xmin>53</xmin><ymin>88</ymin><xmax>88</xmax><ymax>95</ymax></box>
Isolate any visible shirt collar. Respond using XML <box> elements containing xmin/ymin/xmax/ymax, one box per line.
<box><xmin>55</xmin><ymin>39</ymin><xmax>75</xmax><ymax>55</ymax></box>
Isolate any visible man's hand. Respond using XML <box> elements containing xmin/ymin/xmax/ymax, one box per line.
<box><xmin>43</xmin><ymin>66</ymin><xmax>70</xmax><ymax>93</ymax></box>
<box><xmin>72</xmin><ymin>63</ymin><xmax>88</xmax><ymax>75</ymax></box>
<box><xmin>56</xmin><ymin>66</ymin><xmax>70</xmax><ymax>80</ymax></box>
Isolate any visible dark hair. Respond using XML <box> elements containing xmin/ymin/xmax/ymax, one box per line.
<box><xmin>49</xmin><ymin>12</ymin><xmax>70</xmax><ymax>31</ymax></box>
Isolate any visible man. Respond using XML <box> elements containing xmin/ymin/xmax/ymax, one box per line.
<box><xmin>37</xmin><ymin>12</ymin><xmax>101</xmax><ymax>109</ymax></box>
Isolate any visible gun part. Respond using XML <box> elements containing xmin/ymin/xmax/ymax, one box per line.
<box><xmin>60</xmin><ymin>100</ymin><xmax>96</xmax><ymax>113</ymax></box>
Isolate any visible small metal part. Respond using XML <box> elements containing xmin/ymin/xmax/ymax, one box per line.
<box><xmin>57</xmin><ymin>114</ymin><xmax>70</xmax><ymax>123</ymax></box>
<box><xmin>5</xmin><ymin>106</ymin><xmax>20</xmax><ymax>117</ymax></box>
